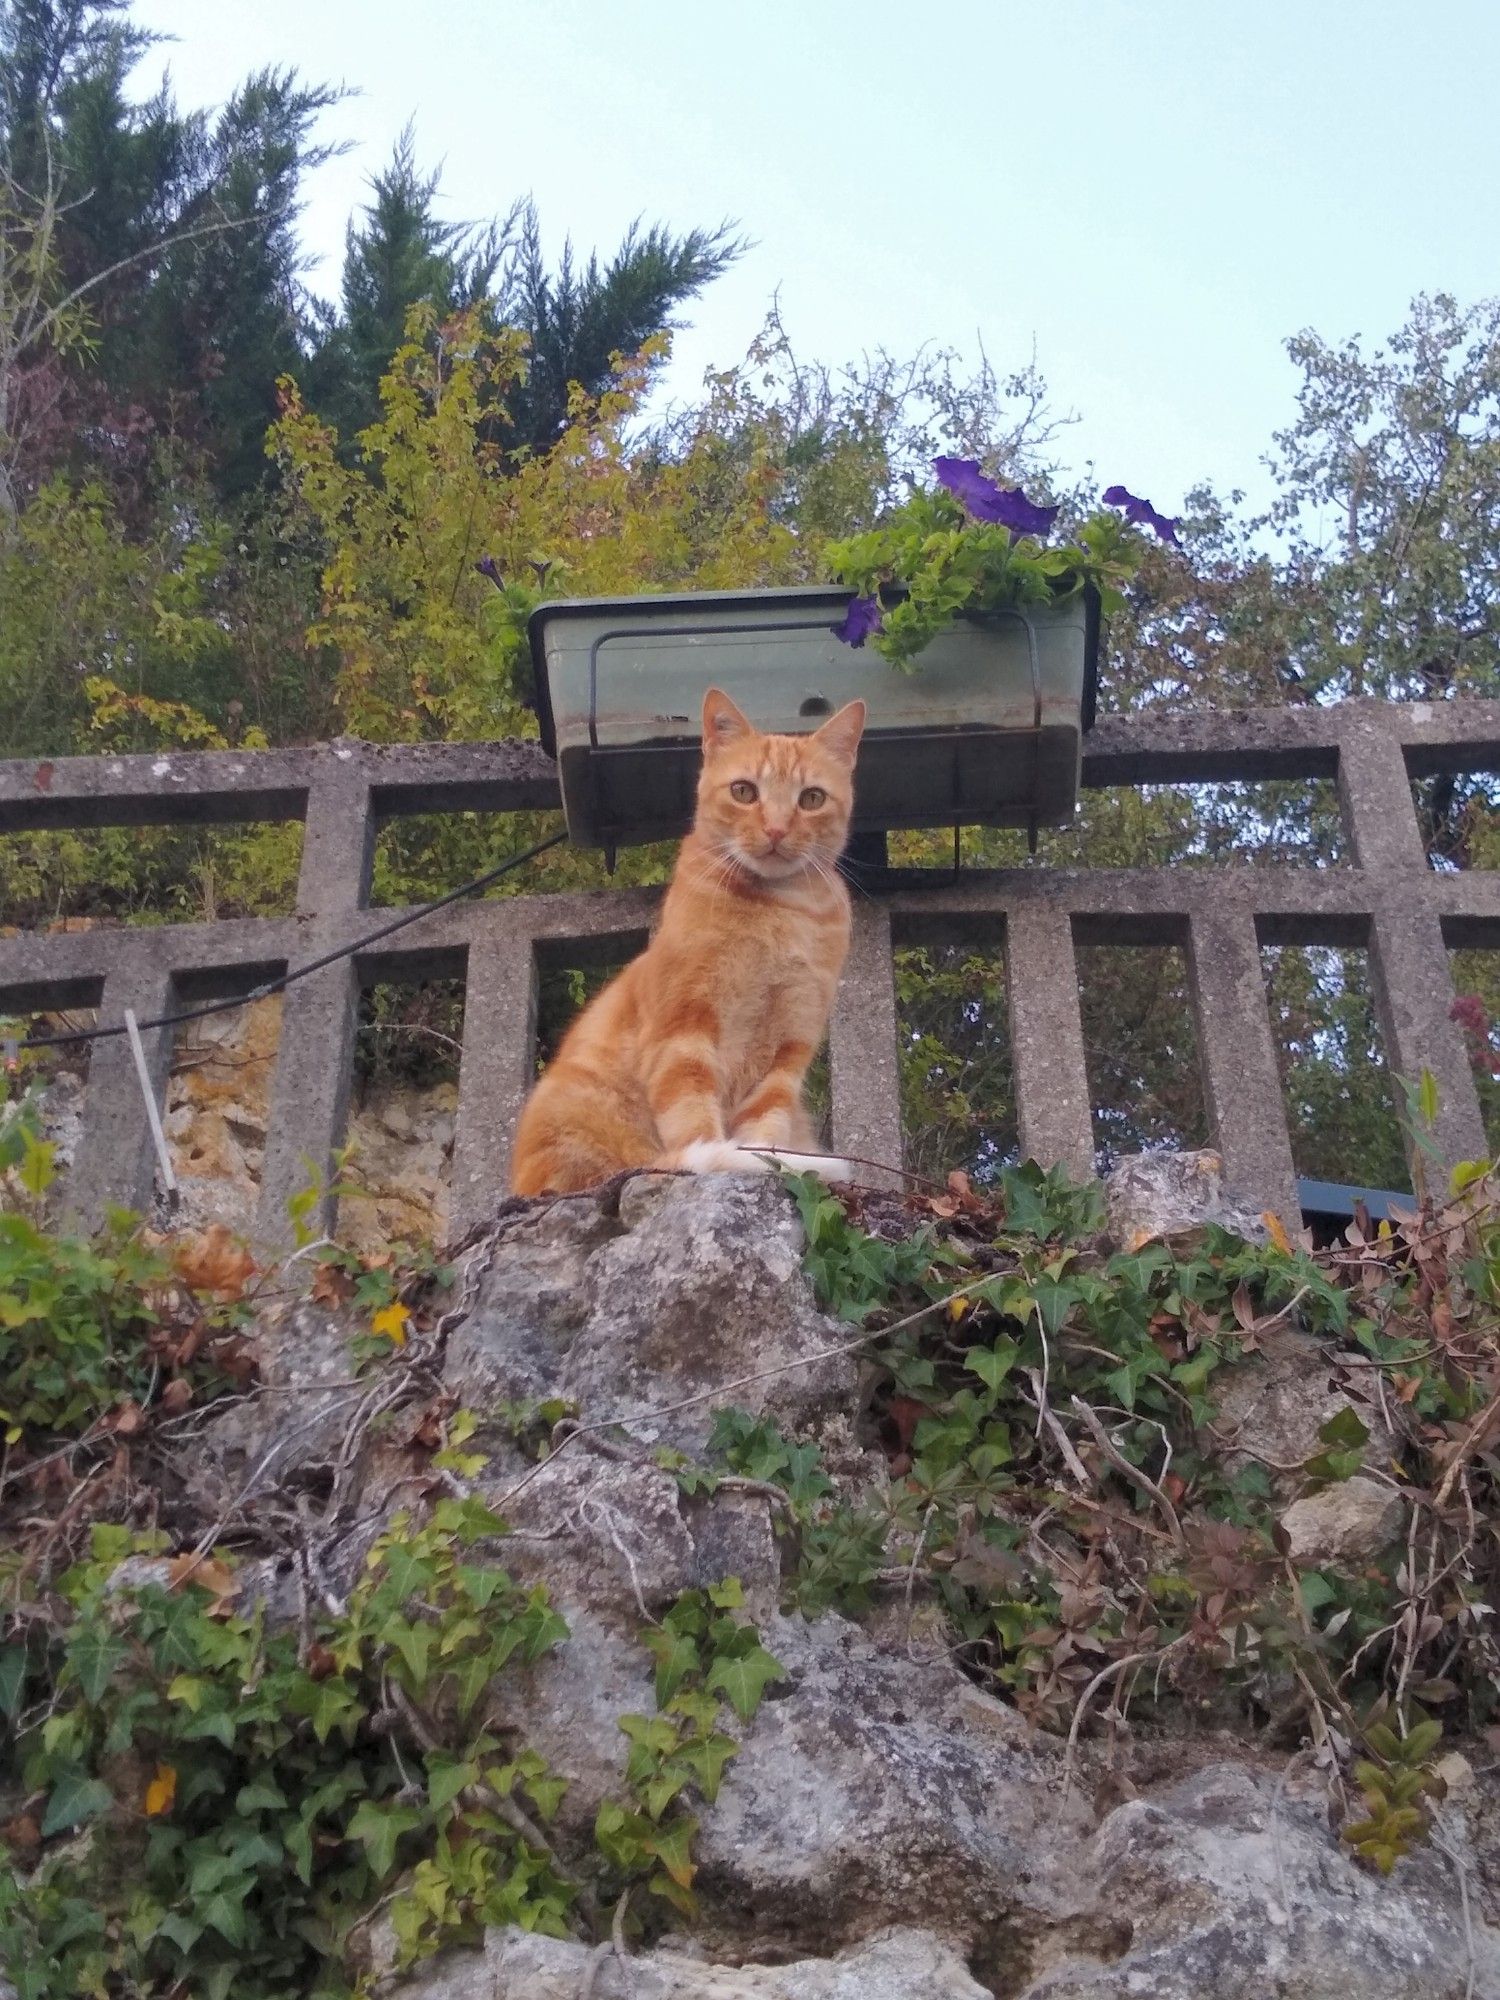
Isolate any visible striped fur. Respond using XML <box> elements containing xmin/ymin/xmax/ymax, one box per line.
<box><xmin>508</xmin><ymin>687</ymin><xmax>865</xmax><ymax>1195</ymax></box>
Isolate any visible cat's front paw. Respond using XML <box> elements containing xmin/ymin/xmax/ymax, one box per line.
<box><xmin>672</xmin><ymin>1138</ymin><xmax>775</xmax><ymax>1177</ymax></box>
<box><xmin>733</xmin><ymin>1145</ymin><xmax>856</xmax><ymax>1183</ymax></box>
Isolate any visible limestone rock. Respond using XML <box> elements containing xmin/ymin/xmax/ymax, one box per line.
<box><xmin>393</xmin><ymin>1924</ymin><xmax>989</xmax><ymax>1998</ymax></box>
<box><xmin>1279</xmin><ymin>1475</ymin><xmax>1406</xmax><ymax>1565</ymax></box>
<box><xmin>492</xmin><ymin>1449</ymin><xmax>778</xmax><ymax>1628</ymax></box>
<box><xmin>161</xmin><ymin>996</ymin><xmax>281</xmax><ymax>1233</ymax></box>
<box><xmin>1018</xmin><ymin>1762</ymin><xmax>1498</xmax><ymax>1998</ymax></box>
<box><xmin>339</xmin><ymin>1081</ymin><xmax>457</xmax><ymax>1253</ymax></box>
<box><xmin>131</xmin><ymin>1171</ymin><xmax>1500</xmax><ymax>1994</ymax></box>
<box><xmin>1103</xmin><ymin>1149</ymin><xmax>1268</xmax><ymax>1253</ymax></box>
<box><xmin>1214</xmin><ymin>1320</ymin><xmax>1398</xmax><ymax>1489</ymax></box>
<box><xmin>447</xmin><ymin>1175</ymin><xmax>856</xmax><ymax>1450</ymax></box>
<box><xmin>443</xmin><ymin>1192</ymin><xmax>625</xmax><ymax>1407</ymax></box>
<box><xmin>693</xmin><ymin>1611</ymin><xmax>1084</xmax><ymax>1957</ymax></box>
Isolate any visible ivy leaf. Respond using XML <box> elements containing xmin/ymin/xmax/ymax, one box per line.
<box><xmin>386</xmin><ymin>1617</ymin><xmax>434</xmax><ymax>1687</ymax></box>
<box><xmin>1319</xmin><ymin>1406</ymin><xmax>1370</xmax><ymax>1450</ymax></box>
<box><xmin>1297</xmin><ymin>1571</ymin><xmax>1338</xmax><ymax>1617</ymax></box>
<box><xmin>144</xmin><ymin>1763</ymin><xmax>177</xmax><ymax>1816</ymax></box>
<box><xmin>644</xmin><ymin>1629</ymin><xmax>700</xmax><ymax>1706</ymax></box>
<box><xmin>347</xmin><ymin>1799</ymin><xmax>426</xmax><ymax>1880</ymax></box>
<box><xmin>646</xmin><ymin>1812</ymin><xmax>698</xmax><ymax>1888</ymax></box>
<box><xmin>965</xmin><ymin>1338</ymin><xmax>1019</xmax><ymax>1397</ymax></box>
<box><xmin>156</xmin><ymin>1911</ymin><xmax>204</xmax><ymax>1956</ymax></box>
<box><xmin>41</xmin><ymin>1767</ymin><xmax>114</xmax><ymax>1836</ymax></box>
<box><xmin>451</xmin><ymin>1651</ymin><xmax>495</xmax><ymax>1718</ymax></box>
<box><xmin>706</xmin><ymin>1644</ymin><xmax>787</xmax><ymax>1722</ymax></box>
<box><xmin>376</xmin><ymin>1545</ymin><xmax>437</xmax><ymax>1600</ymax></box>
<box><xmin>648</xmin><ymin>1866</ymin><xmax>699</xmax><ymax>1917</ymax></box>
<box><xmin>426</xmin><ymin>1753</ymin><xmax>477</xmax><ymax>1813</ymax></box>
<box><xmin>370</xmin><ymin>1302</ymin><xmax>410</xmax><ymax>1345</ymax></box>
<box><xmin>234</xmin><ymin>1775</ymin><xmax>289</xmax><ymax>1814</ymax></box>
<box><xmin>642</xmin><ymin>1768</ymin><xmax>690</xmax><ymax>1819</ymax></box>
<box><xmin>288</xmin><ymin>1675</ymin><xmax>362</xmax><ymax>1743</ymax></box>
<box><xmin>457</xmin><ymin>1563</ymin><xmax>513</xmax><ymax>1609</ymax></box>
<box><xmin>522</xmin><ymin>1768</ymin><xmax>567</xmax><ymax>1822</ymax></box>
<box><xmin>198</xmin><ymin>1888</ymin><xmax>249</xmax><ymax>1947</ymax></box>
<box><xmin>519</xmin><ymin>1600</ymin><xmax>569</xmax><ymax>1663</ymax></box>
<box><xmin>187</xmin><ymin>1852</ymin><xmax>246</xmax><ymax>1897</ymax></box>
<box><xmin>431</xmin><ymin>1494</ymin><xmax>508</xmax><ymax>1543</ymax></box>
<box><xmin>673</xmin><ymin>1732</ymin><xmax>738</xmax><ymax>1803</ymax></box>
<box><xmin>67</xmin><ymin>1625</ymin><xmax>124</xmax><ymax>1705</ymax></box>
<box><xmin>1031</xmin><ymin>1279</ymin><xmax>1078</xmax><ymax>1338</ymax></box>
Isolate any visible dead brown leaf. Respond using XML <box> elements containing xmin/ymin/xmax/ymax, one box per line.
<box><xmin>310</xmin><ymin>1261</ymin><xmax>356</xmax><ymax>1307</ymax></box>
<box><xmin>159</xmin><ymin>1378</ymin><xmax>193</xmax><ymax>1416</ymax></box>
<box><xmin>172</xmin><ymin>1224</ymin><xmax>256</xmax><ymax>1302</ymax></box>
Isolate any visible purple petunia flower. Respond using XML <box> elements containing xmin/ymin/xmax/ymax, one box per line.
<box><xmin>833</xmin><ymin>593</ymin><xmax>884</xmax><ymax>648</ymax></box>
<box><xmin>1102</xmin><ymin>485</ymin><xmax>1181</xmax><ymax>547</ymax></box>
<box><xmin>475</xmin><ymin>554</ymin><xmax>503</xmax><ymax>585</ymax></box>
<box><xmin>933</xmin><ymin>456</ymin><xmax>1060</xmax><ymax>538</ymax></box>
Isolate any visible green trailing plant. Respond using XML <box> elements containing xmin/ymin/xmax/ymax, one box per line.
<box><xmin>0</xmin><ymin>1120</ymin><xmax>261</xmax><ymax>1451</ymax></box>
<box><xmin>825</xmin><ymin>459</ymin><xmax>1176</xmax><ymax>670</ymax></box>
<box><xmin>600</xmin><ymin>1580</ymin><xmax>785</xmax><ymax>1916</ymax></box>
<box><xmin>0</xmin><ymin>1505</ymin><xmax>574</xmax><ymax>1999</ymax></box>
<box><xmin>1343</xmin><ymin>1713</ymin><xmax>1447</xmax><ymax>1875</ymax></box>
<box><xmin>711</xmin><ymin>1162</ymin><xmax>1500</xmax><ymax>1874</ymax></box>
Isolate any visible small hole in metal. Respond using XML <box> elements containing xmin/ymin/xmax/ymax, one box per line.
<box><xmin>799</xmin><ymin>695</ymin><xmax>832</xmax><ymax>717</ymax></box>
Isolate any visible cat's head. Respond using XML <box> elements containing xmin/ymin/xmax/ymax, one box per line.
<box><xmin>695</xmin><ymin>687</ymin><xmax>865</xmax><ymax>882</ymax></box>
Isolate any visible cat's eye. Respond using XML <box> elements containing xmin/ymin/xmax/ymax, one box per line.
<box><xmin>730</xmin><ymin>780</ymin><xmax>758</xmax><ymax>803</ymax></box>
<box><xmin>798</xmin><ymin>786</ymin><xmax>828</xmax><ymax>810</ymax></box>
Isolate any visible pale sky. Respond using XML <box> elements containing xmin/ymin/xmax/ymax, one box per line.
<box><xmin>128</xmin><ymin>0</ymin><xmax>1500</xmax><ymax>518</ymax></box>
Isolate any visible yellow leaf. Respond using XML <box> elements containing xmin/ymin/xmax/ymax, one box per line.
<box><xmin>948</xmin><ymin>1296</ymin><xmax>970</xmax><ymax>1322</ymax></box>
<box><xmin>371</xmin><ymin>1303</ymin><xmax>411</xmax><ymax>1346</ymax></box>
<box><xmin>144</xmin><ymin>1764</ymin><xmax>177</xmax><ymax>1817</ymax></box>
<box><xmin>1261</xmin><ymin>1211</ymin><xmax>1292</xmax><ymax>1256</ymax></box>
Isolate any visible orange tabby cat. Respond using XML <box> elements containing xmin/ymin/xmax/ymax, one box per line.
<box><xmin>508</xmin><ymin>687</ymin><xmax>865</xmax><ymax>1195</ymax></box>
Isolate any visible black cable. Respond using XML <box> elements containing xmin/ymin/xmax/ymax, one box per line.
<box><xmin>10</xmin><ymin>828</ymin><xmax>570</xmax><ymax>1053</ymax></box>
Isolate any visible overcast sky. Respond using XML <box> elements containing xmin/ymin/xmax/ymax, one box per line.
<box><xmin>128</xmin><ymin>0</ymin><xmax>1500</xmax><ymax>517</ymax></box>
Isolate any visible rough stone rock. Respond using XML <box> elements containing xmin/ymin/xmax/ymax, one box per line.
<box><xmin>448</xmin><ymin>1175</ymin><xmax>857</xmax><ymax>1450</ymax></box>
<box><xmin>1214</xmin><ymin>1319</ymin><xmax>1398</xmax><ymax>1492</ymax></box>
<box><xmin>339</xmin><ymin>1080</ymin><xmax>457</xmax><ymax>1252</ymax></box>
<box><xmin>1103</xmin><ymin>1149</ymin><xmax>1268</xmax><ymax>1253</ymax></box>
<box><xmin>1017</xmin><ymin>1762</ymin><xmax>1498</xmax><ymax>1998</ymax></box>
<box><xmin>393</xmin><ymin>1924</ymin><xmax>989</xmax><ymax>1998</ymax></box>
<box><xmin>494</xmin><ymin>1450</ymin><xmax>778</xmax><ymax>1625</ymax></box>
<box><xmin>692</xmin><ymin>1610</ymin><xmax>1086</xmax><ymax>1958</ymax></box>
<box><xmin>480</xmin><ymin>1448</ymin><xmax>780</xmax><ymax>1839</ymax></box>
<box><xmin>145</xmin><ymin>1171</ymin><xmax>1500</xmax><ymax>1994</ymax></box>
<box><xmin>1279</xmin><ymin>1474</ymin><xmax>1406</xmax><ymax>1565</ymax></box>
<box><xmin>159</xmin><ymin>996</ymin><xmax>281</xmax><ymax>1233</ymax></box>
<box><xmin>443</xmin><ymin>1193</ymin><xmax>625</xmax><ymax>1407</ymax></box>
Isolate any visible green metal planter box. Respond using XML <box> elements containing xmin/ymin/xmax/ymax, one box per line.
<box><xmin>528</xmin><ymin>584</ymin><xmax>1100</xmax><ymax>851</ymax></box>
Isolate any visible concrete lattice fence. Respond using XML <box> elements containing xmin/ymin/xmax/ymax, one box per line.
<box><xmin>2</xmin><ymin>697</ymin><xmax>1497</xmax><ymax>1243</ymax></box>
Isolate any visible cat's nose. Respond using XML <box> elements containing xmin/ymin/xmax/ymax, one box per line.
<box><xmin>763</xmin><ymin>823</ymin><xmax>788</xmax><ymax>846</ymax></box>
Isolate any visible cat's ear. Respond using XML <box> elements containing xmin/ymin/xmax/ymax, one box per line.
<box><xmin>702</xmin><ymin>687</ymin><xmax>754</xmax><ymax>748</ymax></box>
<box><xmin>813</xmin><ymin>698</ymin><xmax>866</xmax><ymax>763</ymax></box>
